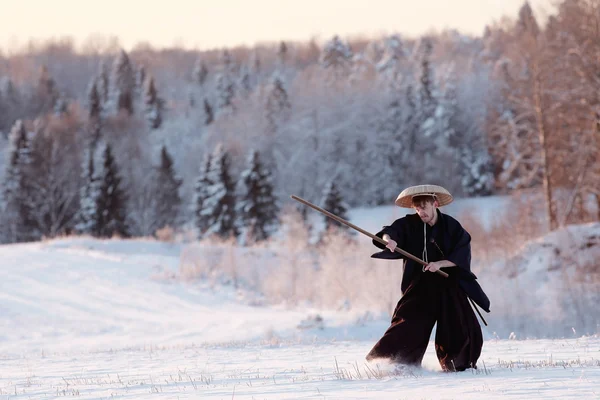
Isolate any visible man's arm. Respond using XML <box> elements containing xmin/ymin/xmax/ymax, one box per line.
<box><xmin>424</xmin><ymin>260</ymin><xmax>455</xmax><ymax>272</ymax></box>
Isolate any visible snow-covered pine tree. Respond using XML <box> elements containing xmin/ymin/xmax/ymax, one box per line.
<box><xmin>87</xmin><ymin>79</ymin><xmax>102</xmax><ymax>147</ymax></box>
<box><xmin>137</xmin><ymin>65</ymin><xmax>146</xmax><ymax>93</ymax></box>
<box><xmin>25</xmin><ymin>125</ymin><xmax>80</xmax><ymax>239</ymax></box>
<box><xmin>110</xmin><ymin>49</ymin><xmax>136</xmax><ymax>116</ymax></box>
<box><xmin>460</xmin><ymin>146</ymin><xmax>494</xmax><ymax>196</ymax></box>
<box><xmin>265</xmin><ymin>73</ymin><xmax>291</xmax><ymax>136</ymax></box>
<box><xmin>202</xmin><ymin>143</ymin><xmax>238</xmax><ymax>240</ymax></box>
<box><xmin>203</xmin><ymin>99</ymin><xmax>214</xmax><ymax>125</ymax></box>
<box><xmin>239</xmin><ymin>65</ymin><xmax>254</xmax><ymax>98</ymax></box>
<box><xmin>0</xmin><ymin>78</ymin><xmax>22</xmax><ymax>133</ymax></box>
<box><xmin>376</xmin><ymin>34</ymin><xmax>407</xmax><ymax>80</ymax></box>
<box><xmin>53</xmin><ymin>95</ymin><xmax>69</xmax><ymax>117</ymax></box>
<box><xmin>32</xmin><ymin>65</ymin><xmax>60</xmax><ymax>116</ymax></box>
<box><xmin>277</xmin><ymin>41</ymin><xmax>288</xmax><ymax>67</ymax></box>
<box><xmin>143</xmin><ymin>75</ymin><xmax>164</xmax><ymax>129</ymax></box>
<box><xmin>98</xmin><ymin>60</ymin><xmax>110</xmax><ymax>106</ymax></box>
<box><xmin>320</xmin><ymin>179</ymin><xmax>350</xmax><ymax>234</ymax></box>
<box><xmin>95</xmin><ymin>142</ymin><xmax>129</xmax><ymax>238</ymax></box>
<box><xmin>152</xmin><ymin>145</ymin><xmax>182</xmax><ymax>232</ymax></box>
<box><xmin>194</xmin><ymin>152</ymin><xmax>213</xmax><ymax>238</ymax></box>
<box><xmin>215</xmin><ymin>73</ymin><xmax>235</xmax><ymax>115</ymax></box>
<box><xmin>1</xmin><ymin>120</ymin><xmax>33</xmax><ymax>243</ymax></box>
<box><xmin>417</xmin><ymin>38</ymin><xmax>436</xmax><ymax>116</ymax></box>
<box><xmin>193</xmin><ymin>59</ymin><xmax>209</xmax><ymax>86</ymax></box>
<box><xmin>237</xmin><ymin>149</ymin><xmax>279</xmax><ymax>244</ymax></box>
<box><xmin>319</xmin><ymin>35</ymin><xmax>353</xmax><ymax>76</ymax></box>
<box><xmin>74</xmin><ymin>143</ymin><xmax>102</xmax><ymax>235</ymax></box>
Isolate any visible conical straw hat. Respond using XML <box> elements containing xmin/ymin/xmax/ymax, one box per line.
<box><xmin>395</xmin><ymin>184</ymin><xmax>453</xmax><ymax>208</ymax></box>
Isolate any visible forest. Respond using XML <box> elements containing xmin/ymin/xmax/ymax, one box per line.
<box><xmin>0</xmin><ymin>0</ymin><xmax>598</xmax><ymax>245</ymax></box>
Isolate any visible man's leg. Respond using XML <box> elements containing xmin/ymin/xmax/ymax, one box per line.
<box><xmin>366</xmin><ymin>279</ymin><xmax>437</xmax><ymax>366</ymax></box>
<box><xmin>434</xmin><ymin>282</ymin><xmax>483</xmax><ymax>371</ymax></box>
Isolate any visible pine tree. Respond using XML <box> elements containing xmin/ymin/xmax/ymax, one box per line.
<box><xmin>87</xmin><ymin>79</ymin><xmax>102</xmax><ymax>146</ymax></box>
<box><xmin>215</xmin><ymin>73</ymin><xmax>235</xmax><ymax>114</ymax></box>
<box><xmin>194</xmin><ymin>152</ymin><xmax>213</xmax><ymax>237</ymax></box>
<box><xmin>137</xmin><ymin>65</ymin><xmax>146</xmax><ymax>92</ymax></box>
<box><xmin>239</xmin><ymin>65</ymin><xmax>253</xmax><ymax>98</ymax></box>
<box><xmin>320</xmin><ymin>179</ymin><xmax>350</xmax><ymax>234</ymax></box>
<box><xmin>144</xmin><ymin>75</ymin><xmax>164</xmax><ymax>129</ymax></box>
<box><xmin>98</xmin><ymin>61</ymin><xmax>110</xmax><ymax>105</ymax></box>
<box><xmin>0</xmin><ymin>78</ymin><xmax>22</xmax><ymax>133</ymax></box>
<box><xmin>1</xmin><ymin>120</ymin><xmax>33</xmax><ymax>243</ymax></box>
<box><xmin>95</xmin><ymin>143</ymin><xmax>129</xmax><ymax>238</ymax></box>
<box><xmin>202</xmin><ymin>143</ymin><xmax>238</xmax><ymax>239</ymax></box>
<box><xmin>33</xmin><ymin>65</ymin><xmax>60</xmax><ymax>115</ymax></box>
<box><xmin>460</xmin><ymin>147</ymin><xmax>494</xmax><ymax>196</ymax></box>
<box><xmin>320</xmin><ymin>35</ymin><xmax>353</xmax><ymax>70</ymax></box>
<box><xmin>152</xmin><ymin>146</ymin><xmax>182</xmax><ymax>232</ymax></box>
<box><xmin>204</xmin><ymin>99</ymin><xmax>214</xmax><ymax>125</ymax></box>
<box><xmin>53</xmin><ymin>95</ymin><xmax>68</xmax><ymax>117</ymax></box>
<box><xmin>74</xmin><ymin>144</ymin><xmax>101</xmax><ymax>235</ymax></box>
<box><xmin>110</xmin><ymin>49</ymin><xmax>136</xmax><ymax>116</ymax></box>
<box><xmin>193</xmin><ymin>59</ymin><xmax>209</xmax><ymax>86</ymax></box>
<box><xmin>265</xmin><ymin>74</ymin><xmax>291</xmax><ymax>135</ymax></box>
<box><xmin>277</xmin><ymin>41</ymin><xmax>288</xmax><ymax>67</ymax></box>
<box><xmin>418</xmin><ymin>38</ymin><xmax>436</xmax><ymax>115</ymax></box>
<box><xmin>237</xmin><ymin>150</ymin><xmax>279</xmax><ymax>243</ymax></box>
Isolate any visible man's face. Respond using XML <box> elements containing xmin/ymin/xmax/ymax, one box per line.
<box><xmin>412</xmin><ymin>198</ymin><xmax>438</xmax><ymax>224</ymax></box>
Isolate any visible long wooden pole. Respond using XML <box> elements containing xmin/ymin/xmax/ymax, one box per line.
<box><xmin>290</xmin><ymin>195</ymin><xmax>449</xmax><ymax>278</ymax></box>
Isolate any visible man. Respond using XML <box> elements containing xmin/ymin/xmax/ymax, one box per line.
<box><xmin>366</xmin><ymin>184</ymin><xmax>490</xmax><ymax>372</ymax></box>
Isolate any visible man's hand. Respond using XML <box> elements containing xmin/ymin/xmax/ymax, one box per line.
<box><xmin>384</xmin><ymin>236</ymin><xmax>397</xmax><ymax>252</ymax></box>
<box><xmin>424</xmin><ymin>260</ymin><xmax>455</xmax><ymax>272</ymax></box>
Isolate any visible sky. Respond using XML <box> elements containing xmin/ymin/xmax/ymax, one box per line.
<box><xmin>3</xmin><ymin>0</ymin><xmax>555</xmax><ymax>51</ymax></box>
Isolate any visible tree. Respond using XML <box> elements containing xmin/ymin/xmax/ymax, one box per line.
<box><xmin>98</xmin><ymin>60</ymin><xmax>110</xmax><ymax>106</ymax></box>
<box><xmin>0</xmin><ymin>78</ymin><xmax>22</xmax><ymax>133</ymax></box>
<box><xmin>320</xmin><ymin>35</ymin><xmax>353</xmax><ymax>76</ymax></box>
<box><xmin>202</xmin><ymin>143</ymin><xmax>238</xmax><ymax>239</ymax></box>
<box><xmin>278</xmin><ymin>41</ymin><xmax>288</xmax><ymax>67</ymax></box>
<box><xmin>32</xmin><ymin>65</ymin><xmax>60</xmax><ymax>116</ymax></box>
<box><xmin>74</xmin><ymin>143</ymin><xmax>101</xmax><ymax>235</ymax></box>
<box><xmin>265</xmin><ymin>73</ymin><xmax>291</xmax><ymax>135</ymax></box>
<box><xmin>1</xmin><ymin>120</ymin><xmax>33</xmax><ymax>243</ymax></box>
<box><xmin>320</xmin><ymin>179</ymin><xmax>350</xmax><ymax>234</ymax></box>
<box><xmin>215</xmin><ymin>73</ymin><xmax>235</xmax><ymax>114</ymax></box>
<box><xmin>203</xmin><ymin>99</ymin><xmax>214</xmax><ymax>125</ymax></box>
<box><xmin>194</xmin><ymin>152</ymin><xmax>213</xmax><ymax>237</ymax></box>
<box><xmin>86</xmin><ymin>78</ymin><xmax>103</xmax><ymax>146</ymax></box>
<box><xmin>143</xmin><ymin>75</ymin><xmax>164</xmax><ymax>129</ymax></box>
<box><xmin>193</xmin><ymin>59</ymin><xmax>209</xmax><ymax>86</ymax></box>
<box><xmin>152</xmin><ymin>146</ymin><xmax>182</xmax><ymax>232</ymax></box>
<box><xmin>110</xmin><ymin>49</ymin><xmax>136</xmax><ymax>115</ymax></box>
<box><xmin>237</xmin><ymin>149</ymin><xmax>279</xmax><ymax>243</ymax></box>
<box><xmin>95</xmin><ymin>143</ymin><xmax>129</xmax><ymax>238</ymax></box>
<box><xmin>25</xmin><ymin>124</ymin><xmax>80</xmax><ymax>238</ymax></box>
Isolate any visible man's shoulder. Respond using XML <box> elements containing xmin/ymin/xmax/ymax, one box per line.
<box><xmin>439</xmin><ymin>211</ymin><xmax>468</xmax><ymax>233</ymax></box>
<box><xmin>391</xmin><ymin>213</ymin><xmax>420</xmax><ymax>225</ymax></box>
<box><xmin>387</xmin><ymin>213</ymin><xmax>421</xmax><ymax>231</ymax></box>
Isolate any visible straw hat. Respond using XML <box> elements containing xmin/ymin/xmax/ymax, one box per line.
<box><xmin>395</xmin><ymin>184</ymin><xmax>453</xmax><ymax>208</ymax></box>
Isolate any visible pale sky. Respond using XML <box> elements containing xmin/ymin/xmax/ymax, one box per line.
<box><xmin>3</xmin><ymin>0</ymin><xmax>554</xmax><ymax>51</ymax></box>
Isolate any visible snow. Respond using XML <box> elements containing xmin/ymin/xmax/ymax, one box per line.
<box><xmin>1</xmin><ymin>196</ymin><xmax>600</xmax><ymax>399</ymax></box>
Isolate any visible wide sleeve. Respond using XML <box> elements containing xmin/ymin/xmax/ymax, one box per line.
<box><xmin>372</xmin><ymin>218</ymin><xmax>405</xmax><ymax>250</ymax></box>
<box><xmin>446</xmin><ymin>225</ymin><xmax>477</xmax><ymax>280</ymax></box>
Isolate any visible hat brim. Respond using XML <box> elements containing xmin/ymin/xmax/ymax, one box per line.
<box><xmin>395</xmin><ymin>185</ymin><xmax>453</xmax><ymax>208</ymax></box>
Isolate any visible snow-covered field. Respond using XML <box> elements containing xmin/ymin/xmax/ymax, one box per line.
<box><xmin>2</xmin><ymin>197</ymin><xmax>600</xmax><ymax>399</ymax></box>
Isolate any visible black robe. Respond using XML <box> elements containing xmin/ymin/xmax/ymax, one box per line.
<box><xmin>371</xmin><ymin>209</ymin><xmax>490</xmax><ymax>313</ymax></box>
<box><xmin>366</xmin><ymin>209</ymin><xmax>489</xmax><ymax>371</ymax></box>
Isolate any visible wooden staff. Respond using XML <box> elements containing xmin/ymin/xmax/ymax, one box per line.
<box><xmin>290</xmin><ymin>195</ymin><xmax>449</xmax><ymax>278</ymax></box>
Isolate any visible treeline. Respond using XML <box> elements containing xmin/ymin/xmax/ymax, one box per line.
<box><xmin>0</xmin><ymin>0</ymin><xmax>598</xmax><ymax>244</ymax></box>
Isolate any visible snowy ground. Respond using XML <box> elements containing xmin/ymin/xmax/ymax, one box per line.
<box><xmin>3</xmin><ymin>337</ymin><xmax>600</xmax><ymax>399</ymax></box>
<box><xmin>2</xmin><ymin>196</ymin><xmax>600</xmax><ymax>399</ymax></box>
